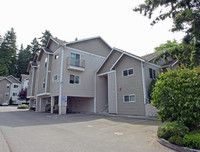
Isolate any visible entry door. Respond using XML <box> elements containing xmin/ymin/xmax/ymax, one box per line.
<box><xmin>108</xmin><ymin>72</ymin><xmax>117</xmax><ymax>113</ymax></box>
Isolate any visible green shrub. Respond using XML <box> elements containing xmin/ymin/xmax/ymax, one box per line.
<box><xmin>183</xmin><ymin>133</ymin><xmax>200</xmax><ymax>149</ymax></box>
<box><xmin>9</xmin><ymin>97</ymin><xmax>12</xmax><ymax>105</ymax></box>
<box><xmin>157</xmin><ymin>121</ymin><xmax>189</xmax><ymax>140</ymax></box>
<box><xmin>148</xmin><ymin>79</ymin><xmax>156</xmax><ymax>103</ymax></box>
<box><xmin>152</xmin><ymin>67</ymin><xmax>200</xmax><ymax>128</ymax></box>
<box><xmin>17</xmin><ymin>104</ymin><xmax>28</xmax><ymax>109</ymax></box>
<box><xmin>168</xmin><ymin>135</ymin><xmax>183</xmax><ymax>146</ymax></box>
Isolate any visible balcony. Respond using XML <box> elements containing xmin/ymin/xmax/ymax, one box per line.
<box><xmin>66</xmin><ymin>57</ymin><xmax>85</xmax><ymax>72</ymax></box>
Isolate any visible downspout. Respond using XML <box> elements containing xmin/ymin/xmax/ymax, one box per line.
<box><xmin>31</xmin><ymin>68</ymin><xmax>35</xmax><ymax>96</ymax></box>
<box><xmin>141</xmin><ymin>62</ymin><xmax>146</xmax><ymax>104</ymax></box>
<box><xmin>59</xmin><ymin>46</ymin><xmax>64</xmax><ymax>115</ymax></box>
<box><xmin>45</xmin><ymin>54</ymin><xmax>49</xmax><ymax>93</ymax></box>
<box><xmin>94</xmin><ymin>71</ymin><xmax>97</xmax><ymax>113</ymax></box>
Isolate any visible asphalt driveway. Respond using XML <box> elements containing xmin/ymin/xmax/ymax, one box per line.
<box><xmin>0</xmin><ymin>106</ymin><xmax>173</xmax><ymax>152</ymax></box>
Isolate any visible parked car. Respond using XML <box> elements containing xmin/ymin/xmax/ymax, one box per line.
<box><xmin>2</xmin><ymin>102</ymin><xmax>8</xmax><ymax>106</ymax></box>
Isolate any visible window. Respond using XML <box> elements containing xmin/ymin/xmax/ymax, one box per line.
<box><xmin>69</xmin><ymin>75</ymin><xmax>79</xmax><ymax>84</ymax></box>
<box><xmin>14</xmin><ymin>85</ymin><xmax>18</xmax><ymax>88</ymax></box>
<box><xmin>6</xmin><ymin>84</ymin><xmax>10</xmax><ymax>88</ymax></box>
<box><xmin>44</xmin><ymin>57</ymin><xmax>47</xmax><ymax>68</ymax></box>
<box><xmin>13</xmin><ymin>93</ymin><xmax>17</xmax><ymax>96</ymax></box>
<box><xmin>123</xmin><ymin>68</ymin><xmax>134</xmax><ymax>76</ymax></box>
<box><xmin>54</xmin><ymin>53</ymin><xmax>59</xmax><ymax>60</ymax></box>
<box><xmin>43</xmin><ymin>78</ymin><xmax>45</xmax><ymax>88</ymax></box>
<box><xmin>70</xmin><ymin>53</ymin><xmax>80</xmax><ymax>67</ymax></box>
<box><xmin>5</xmin><ymin>93</ymin><xmax>9</xmax><ymax>97</ymax></box>
<box><xmin>149</xmin><ymin>68</ymin><xmax>156</xmax><ymax>79</ymax></box>
<box><xmin>124</xmin><ymin>94</ymin><xmax>136</xmax><ymax>102</ymax></box>
<box><xmin>53</xmin><ymin>75</ymin><xmax>57</xmax><ymax>81</ymax></box>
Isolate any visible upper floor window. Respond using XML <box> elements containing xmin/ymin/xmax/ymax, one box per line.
<box><xmin>124</xmin><ymin>94</ymin><xmax>136</xmax><ymax>103</ymax></box>
<box><xmin>149</xmin><ymin>68</ymin><xmax>156</xmax><ymax>79</ymax></box>
<box><xmin>54</xmin><ymin>53</ymin><xmax>59</xmax><ymax>60</ymax></box>
<box><xmin>43</xmin><ymin>78</ymin><xmax>45</xmax><ymax>88</ymax></box>
<box><xmin>5</xmin><ymin>92</ymin><xmax>9</xmax><ymax>96</ymax></box>
<box><xmin>70</xmin><ymin>53</ymin><xmax>80</xmax><ymax>67</ymax></box>
<box><xmin>44</xmin><ymin>57</ymin><xmax>47</xmax><ymax>68</ymax></box>
<box><xmin>13</xmin><ymin>93</ymin><xmax>17</xmax><ymax>96</ymax></box>
<box><xmin>123</xmin><ymin>68</ymin><xmax>134</xmax><ymax>77</ymax></box>
<box><xmin>53</xmin><ymin>75</ymin><xmax>59</xmax><ymax>82</ymax></box>
<box><xmin>14</xmin><ymin>85</ymin><xmax>18</xmax><ymax>88</ymax></box>
<box><xmin>6</xmin><ymin>84</ymin><xmax>10</xmax><ymax>88</ymax></box>
<box><xmin>69</xmin><ymin>75</ymin><xmax>79</xmax><ymax>84</ymax></box>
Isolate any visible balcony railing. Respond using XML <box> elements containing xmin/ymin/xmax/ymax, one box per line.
<box><xmin>66</xmin><ymin>57</ymin><xmax>85</xmax><ymax>71</ymax></box>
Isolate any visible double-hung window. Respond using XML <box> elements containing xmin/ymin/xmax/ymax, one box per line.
<box><xmin>14</xmin><ymin>85</ymin><xmax>18</xmax><ymax>88</ymax></box>
<box><xmin>70</xmin><ymin>53</ymin><xmax>80</xmax><ymax>67</ymax></box>
<box><xmin>69</xmin><ymin>75</ymin><xmax>79</xmax><ymax>84</ymax></box>
<box><xmin>123</xmin><ymin>68</ymin><xmax>134</xmax><ymax>76</ymax></box>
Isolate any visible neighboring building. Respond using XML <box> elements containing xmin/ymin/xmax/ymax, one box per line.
<box><xmin>0</xmin><ymin>75</ymin><xmax>21</xmax><ymax>105</ymax></box>
<box><xmin>20</xmin><ymin>74</ymin><xmax>29</xmax><ymax>90</ymax></box>
<box><xmin>27</xmin><ymin>36</ymin><xmax>177</xmax><ymax>116</ymax></box>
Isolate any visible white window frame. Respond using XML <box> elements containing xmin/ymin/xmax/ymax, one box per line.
<box><xmin>54</xmin><ymin>53</ymin><xmax>59</xmax><ymax>60</ymax></box>
<box><xmin>122</xmin><ymin>68</ymin><xmax>134</xmax><ymax>77</ymax></box>
<box><xmin>69</xmin><ymin>74</ymin><xmax>80</xmax><ymax>84</ymax></box>
<box><xmin>6</xmin><ymin>84</ymin><xmax>10</xmax><ymax>88</ymax></box>
<box><xmin>123</xmin><ymin>94</ymin><xmax>136</xmax><ymax>103</ymax></box>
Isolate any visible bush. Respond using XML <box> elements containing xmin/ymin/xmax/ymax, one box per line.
<box><xmin>183</xmin><ymin>133</ymin><xmax>200</xmax><ymax>149</ymax></box>
<box><xmin>152</xmin><ymin>67</ymin><xmax>200</xmax><ymax>128</ymax></box>
<box><xmin>148</xmin><ymin>79</ymin><xmax>156</xmax><ymax>103</ymax></box>
<box><xmin>9</xmin><ymin>97</ymin><xmax>12</xmax><ymax>105</ymax></box>
<box><xmin>17</xmin><ymin>104</ymin><xmax>28</xmax><ymax>109</ymax></box>
<box><xmin>168</xmin><ymin>136</ymin><xmax>183</xmax><ymax>146</ymax></box>
<box><xmin>157</xmin><ymin>121</ymin><xmax>189</xmax><ymax>140</ymax></box>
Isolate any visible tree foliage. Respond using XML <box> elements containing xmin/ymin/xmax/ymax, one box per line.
<box><xmin>151</xmin><ymin>67</ymin><xmax>200</xmax><ymax>128</ymax></box>
<box><xmin>155</xmin><ymin>40</ymin><xmax>179</xmax><ymax>52</ymax></box>
<box><xmin>18</xmin><ymin>88</ymin><xmax>28</xmax><ymax>102</ymax></box>
<box><xmin>39</xmin><ymin>30</ymin><xmax>52</xmax><ymax>47</ymax></box>
<box><xmin>0</xmin><ymin>28</ymin><xmax>17</xmax><ymax>76</ymax></box>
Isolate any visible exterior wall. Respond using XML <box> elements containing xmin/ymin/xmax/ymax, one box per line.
<box><xmin>48</xmin><ymin>40</ymin><xmax>59</xmax><ymax>52</ymax></box>
<box><xmin>68</xmin><ymin>97</ymin><xmax>94</xmax><ymax>113</ymax></box>
<box><xmin>10</xmin><ymin>83</ymin><xmax>21</xmax><ymax>104</ymax></box>
<box><xmin>49</xmin><ymin>48</ymin><xmax>61</xmax><ymax>96</ymax></box>
<box><xmin>7</xmin><ymin>76</ymin><xmax>19</xmax><ymax>83</ymax></box>
<box><xmin>67</xmin><ymin>38</ymin><xmax>111</xmax><ymax>57</ymax></box>
<box><xmin>0</xmin><ymin>79</ymin><xmax>11</xmax><ymax>104</ymax></box>
<box><xmin>108</xmin><ymin>71</ymin><xmax>117</xmax><ymax>113</ymax></box>
<box><xmin>96</xmin><ymin>75</ymin><xmax>108</xmax><ymax>113</ymax></box>
<box><xmin>116</xmin><ymin>55</ymin><xmax>145</xmax><ymax>115</ymax></box>
<box><xmin>98</xmin><ymin>51</ymin><xmax>122</xmax><ymax>74</ymax></box>
<box><xmin>144</xmin><ymin>63</ymin><xmax>159</xmax><ymax>101</ymax></box>
<box><xmin>37</xmin><ymin>53</ymin><xmax>48</xmax><ymax>94</ymax></box>
<box><xmin>62</xmin><ymin>47</ymin><xmax>105</xmax><ymax>98</ymax></box>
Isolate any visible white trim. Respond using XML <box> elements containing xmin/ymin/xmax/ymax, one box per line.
<box><xmin>7</xmin><ymin>75</ymin><xmax>21</xmax><ymax>83</ymax></box>
<box><xmin>42</xmin><ymin>48</ymin><xmax>54</xmax><ymax>54</ymax></box>
<box><xmin>67</xmin><ymin>66</ymin><xmax>85</xmax><ymax>72</ymax></box>
<box><xmin>46</xmin><ymin>37</ymin><xmax>59</xmax><ymax>48</ymax></box>
<box><xmin>59</xmin><ymin>46</ymin><xmax>64</xmax><ymax>115</ymax></box>
<box><xmin>53</xmin><ymin>47</ymin><xmax>61</xmax><ymax>55</ymax></box>
<box><xmin>108</xmin><ymin>73</ymin><xmax>110</xmax><ymax>113</ymax></box>
<box><xmin>141</xmin><ymin>62</ymin><xmax>146</xmax><ymax>104</ymax></box>
<box><xmin>113</xmin><ymin>48</ymin><xmax>145</xmax><ymax>62</ymax></box>
<box><xmin>123</xmin><ymin>94</ymin><xmax>136</xmax><ymax>103</ymax></box>
<box><xmin>45</xmin><ymin>54</ymin><xmax>49</xmax><ymax>93</ymax></box>
<box><xmin>96</xmin><ymin>48</ymin><xmax>114</xmax><ymax>73</ymax></box>
<box><xmin>114</xmin><ymin>69</ymin><xmax>118</xmax><ymax>114</ymax></box>
<box><xmin>147</xmin><ymin>62</ymin><xmax>162</xmax><ymax>68</ymax></box>
<box><xmin>65</xmin><ymin>46</ymin><xmax>105</xmax><ymax>59</ymax></box>
<box><xmin>97</xmin><ymin>70</ymin><xmax>115</xmax><ymax>77</ymax></box>
<box><xmin>36</xmin><ymin>93</ymin><xmax>51</xmax><ymax>97</ymax></box>
<box><xmin>110</xmin><ymin>52</ymin><xmax>124</xmax><ymax>70</ymax></box>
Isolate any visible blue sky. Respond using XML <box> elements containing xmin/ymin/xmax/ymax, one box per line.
<box><xmin>0</xmin><ymin>0</ymin><xmax>184</xmax><ymax>56</ymax></box>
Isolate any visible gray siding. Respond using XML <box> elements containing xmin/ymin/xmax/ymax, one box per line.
<box><xmin>116</xmin><ymin>55</ymin><xmax>145</xmax><ymax>115</ymax></box>
<box><xmin>0</xmin><ymin>79</ymin><xmax>11</xmax><ymax>104</ymax></box>
<box><xmin>67</xmin><ymin>38</ymin><xmax>111</xmax><ymax>57</ymax></box>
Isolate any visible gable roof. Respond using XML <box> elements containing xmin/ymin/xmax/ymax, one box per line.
<box><xmin>0</xmin><ymin>77</ymin><xmax>13</xmax><ymax>83</ymax></box>
<box><xmin>66</xmin><ymin>36</ymin><xmax>112</xmax><ymax>49</ymax></box>
<box><xmin>6</xmin><ymin>75</ymin><xmax>21</xmax><ymax>83</ymax></box>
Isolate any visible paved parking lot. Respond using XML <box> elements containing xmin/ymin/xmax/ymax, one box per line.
<box><xmin>0</xmin><ymin>106</ymin><xmax>173</xmax><ymax>152</ymax></box>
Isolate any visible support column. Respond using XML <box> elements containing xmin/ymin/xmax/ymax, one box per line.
<box><xmin>36</xmin><ymin>97</ymin><xmax>39</xmax><ymax>112</ymax></box>
<box><xmin>29</xmin><ymin>99</ymin><xmax>34</xmax><ymax>110</ymax></box>
<box><xmin>39</xmin><ymin>98</ymin><xmax>42</xmax><ymax>112</ymax></box>
<box><xmin>51</xmin><ymin>96</ymin><xmax>54</xmax><ymax>114</ymax></box>
<box><xmin>59</xmin><ymin>96</ymin><xmax>67</xmax><ymax>115</ymax></box>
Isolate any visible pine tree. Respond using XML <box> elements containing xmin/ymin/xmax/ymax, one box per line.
<box><xmin>0</xmin><ymin>28</ymin><xmax>17</xmax><ymax>76</ymax></box>
<box><xmin>39</xmin><ymin>30</ymin><xmax>52</xmax><ymax>47</ymax></box>
<box><xmin>30</xmin><ymin>38</ymin><xmax>41</xmax><ymax>60</ymax></box>
<box><xmin>16</xmin><ymin>44</ymin><xmax>32</xmax><ymax>77</ymax></box>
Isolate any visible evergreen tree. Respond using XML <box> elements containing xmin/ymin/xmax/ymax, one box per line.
<box><xmin>30</xmin><ymin>38</ymin><xmax>41</xmax><ymax>60</ymax></box>
<box><xmin>17</xmin><ymin>44</ymin><xmax>32</xmax><ymax>77</ymax></box>
<box><xmin>0</xmin><ymin>28</ymin><xmax>17</xmax><ymax>76</ymax></box>
<box><xmin>39</xmin><ymin>30</ymin><xmax>52</xmax><ymax>47</ymax></box>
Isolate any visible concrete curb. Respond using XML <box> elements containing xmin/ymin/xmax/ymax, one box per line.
<box><xmin>157</xmin><ymin>137</ymin><xmax>200</xmax><ymax>152</ymax></box>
